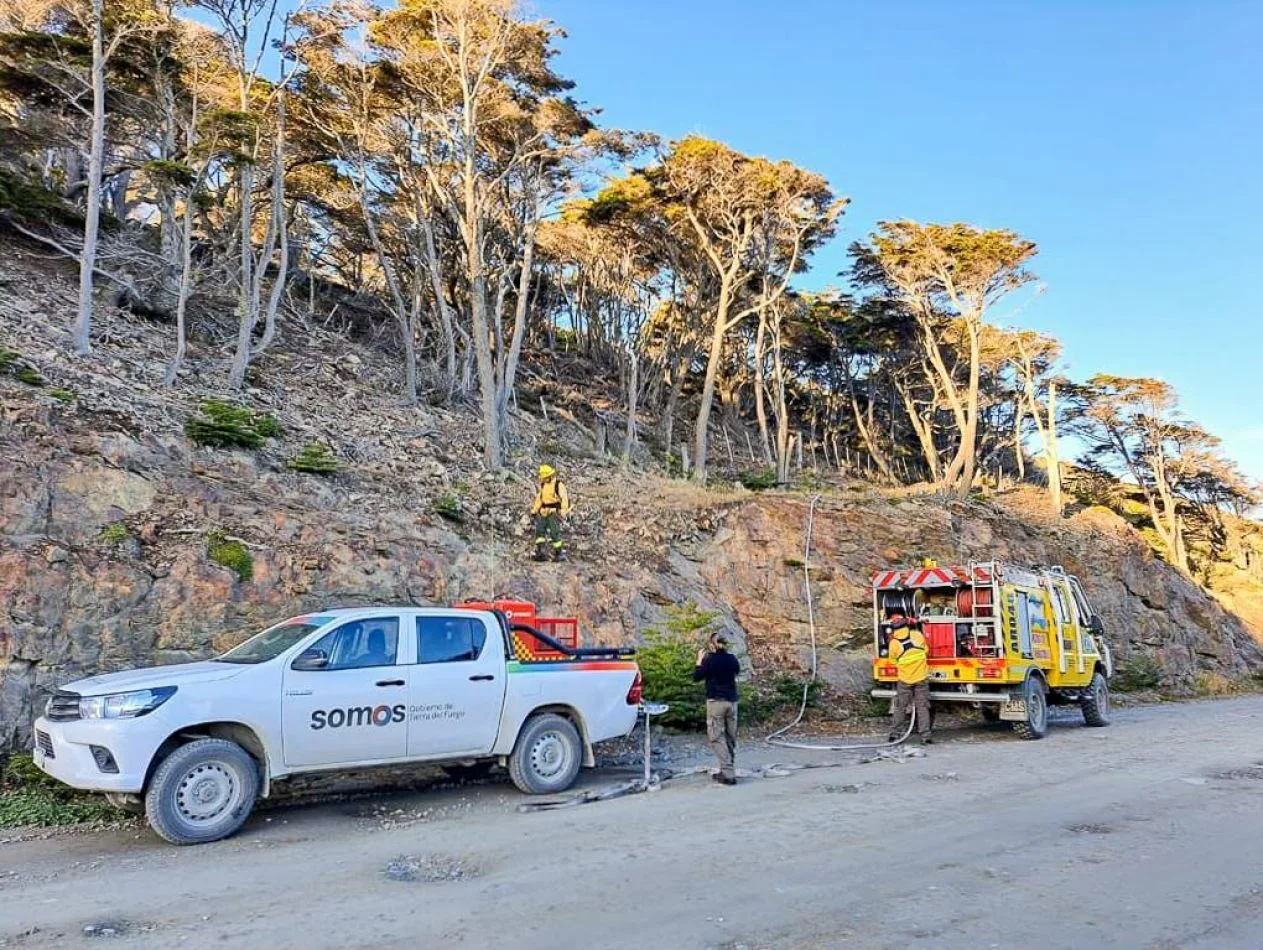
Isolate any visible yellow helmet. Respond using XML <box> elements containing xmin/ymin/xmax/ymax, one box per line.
<box><xmin>538</xmin><ymin>464</ymin><xmax>556</xmax><ymax>479</ymax></box>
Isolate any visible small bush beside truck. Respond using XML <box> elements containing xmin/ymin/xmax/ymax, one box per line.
<box><xmin>871</xmin><ymin>561</ymin><xmax>1113</xmax><ymax>739</ymax></box>
<box><xmin>31</xmin><ymin>603</ymin><xmax>641</xmax><ymax>845</ymax></box>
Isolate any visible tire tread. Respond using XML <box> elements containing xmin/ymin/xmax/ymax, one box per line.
<box><xmin>143</xmin><ymin>738</ymin><xmax>259</xmax><ymax>845</ymax></box>
<box><xmin>508</xmin><ymin>713</ymin><xmax>582</xmax><ymax>796</ymax></box>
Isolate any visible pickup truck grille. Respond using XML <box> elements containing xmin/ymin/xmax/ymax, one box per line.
<box><xmin>35</xmin><ymin>729</ymin><xmax>55</xmax><ymax>759</ymax></box>
<box><xmin>46</xmin><ymin>691</ymin><xmax>81</xmax><ymax>722</ymax></box>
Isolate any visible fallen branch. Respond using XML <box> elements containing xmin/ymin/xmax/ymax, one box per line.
<box><xmin>2</xmin><ymin>216</ymin><xmax>142</xmax><ymax>302</ymax></box>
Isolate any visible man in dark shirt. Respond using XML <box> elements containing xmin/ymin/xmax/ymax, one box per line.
<box><xmin>693</xmin><ymin>633</ymin><xmax>741</xmax><ymax>785</ymax></box>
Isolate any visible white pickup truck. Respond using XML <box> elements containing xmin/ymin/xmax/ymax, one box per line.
<box><xmin>31</xmin><ymin>606</ymin><xmax>642</xmax><ymax>844</ymax></box>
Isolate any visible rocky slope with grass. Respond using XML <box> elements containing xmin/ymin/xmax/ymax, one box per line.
<box><xmin>2</xmin><ymin>240</ymin><xmax>1262</xmax><ymax>752</ymax></box>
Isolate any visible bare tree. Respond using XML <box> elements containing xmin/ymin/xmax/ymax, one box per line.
<box><xmin>852</xmin><ymin>222</ymin><xmax>1036</xmax><ymax>495</ymax></box>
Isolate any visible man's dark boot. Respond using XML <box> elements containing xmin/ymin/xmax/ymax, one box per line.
<box><xmin>533</xmin><ymin>545</ymin><xmax>548</xmax><ymax>562</ymax></box>
<box><xmin>552</xmin><ymin>547</ymin><xmax>566</xmax><ymax>562</ymax></box>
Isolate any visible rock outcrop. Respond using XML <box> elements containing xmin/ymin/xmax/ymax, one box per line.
<box><xmin>1</xmin><ymin>241</ymin><xmax>1260</xmax><ymax>752</ymax></box>
<box><xmin>3</xmin><ymin>418</ymin><xmax>1260</xmax><ymax>752</ymax></box>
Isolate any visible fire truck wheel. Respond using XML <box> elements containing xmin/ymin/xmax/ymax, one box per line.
<box><xmin>1080</xmin><ymin>671</ymin><xmax>1111</xmax><ymax>727</ymax></box>
<box><xmin>509</xmin><ymin>713</ymin><xmax>583</xmax><ymax>795</ymax></box>
<box><xmin>1012</xmin><ymin>677</ymin><xmax>1048</xmax><ymax>740</ymax></box>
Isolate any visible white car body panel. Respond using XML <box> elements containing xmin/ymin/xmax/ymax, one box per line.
<box><xmin>31</xmin><ymin>608</ymin><xmax>639</xmax><ymax>795</ymax></box>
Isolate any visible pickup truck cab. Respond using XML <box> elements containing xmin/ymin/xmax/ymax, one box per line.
<box><xmin>32</xmin><ymin>605</ymin><xmax>641</xmax><ymax>844</ymax></box>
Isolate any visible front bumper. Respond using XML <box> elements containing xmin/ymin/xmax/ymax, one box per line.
<box><xmin>31</xmin><ymin>715</ymin><xmax>167</xmax><ymax>793</ymax></box>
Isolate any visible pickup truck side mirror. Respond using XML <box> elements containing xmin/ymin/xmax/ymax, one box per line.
<box><xmin>292</xmin><ymin>648</ymin><xmax>329</xmax><ymax>671</ymax></box>
<box><xmin>1087</xmin><ymin>615</ymin><xmax>1105</xmax><ymax>637</ymax></box>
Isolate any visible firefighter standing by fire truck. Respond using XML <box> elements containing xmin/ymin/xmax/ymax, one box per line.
<box><xmin>532</xmin><ymin>464</ymin><xmax>571</xmax><ymax>561</ymax></box>
<box><xmin>887</xmin><ymin>610</ymin><xmax>933</xmax><ymax>744</ymax></box>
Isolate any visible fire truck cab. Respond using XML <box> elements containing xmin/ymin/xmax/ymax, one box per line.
<box><xmin>871</xmin><ymin>561</ymin><xmax>1113</xmax><ymax>739</ymax></box>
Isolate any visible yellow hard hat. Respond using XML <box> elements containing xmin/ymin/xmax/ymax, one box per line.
<box><xmin>538</xmin><ymin>464</ymin><xmax>556</xmax><ymax>479</ymax></box>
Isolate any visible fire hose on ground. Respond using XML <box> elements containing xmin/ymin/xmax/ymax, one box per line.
<box><xmin>764</xmin><ymin>492</ymin><xmax>917</xmax><ymax>752</ymax></box>
<box><xmin>519</xmin><ymin>494</ymin><xmax>917</xmax><ymax>813</ymax></box>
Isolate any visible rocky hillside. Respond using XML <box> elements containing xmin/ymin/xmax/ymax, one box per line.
<box><xmin>2</xmin><ymin>240</ymin><xmax>1262</xmax><ymax>751</ymax></box>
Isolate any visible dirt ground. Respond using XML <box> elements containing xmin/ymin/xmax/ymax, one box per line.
<box><xmin>3</xmin><ymin>696</ymin><xmax>1263</xmax><ymax>950</ymax></box>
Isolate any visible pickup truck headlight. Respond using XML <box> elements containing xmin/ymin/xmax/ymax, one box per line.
<box><xmin>79</xmin><ymin>686</ymin><xmax>177</xmax><ymax>720</ymax></box>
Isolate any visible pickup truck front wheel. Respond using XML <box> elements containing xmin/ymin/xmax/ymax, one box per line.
<box><xmin>508</xmin><ymin>713</ymin><xmax>582</xmax><ymax>795</ymax></box>
<box><xmin>144</xmin><ymin>738</ymin><xmax>260</xmax><ymax>845</ymax></box>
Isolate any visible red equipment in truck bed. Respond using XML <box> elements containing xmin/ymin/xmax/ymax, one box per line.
<box><xmin>455</xmin><ymin>599</ymin><xmax>580</xmax><ymax>660</ymax></box>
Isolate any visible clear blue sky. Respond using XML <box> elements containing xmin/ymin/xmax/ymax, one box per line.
<box><xmin>535</xmin><ymin>0</ymin><xmax>1263</xmax><ymax>481</ymax></box>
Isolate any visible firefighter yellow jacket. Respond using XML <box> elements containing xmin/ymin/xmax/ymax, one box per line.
<box><xmin>888</xmin><ymin>627</ymin><xmax>929</xmax><ymax>685</ymax></box>
<box><xmin>532</xmin><ymin>477</ymin><xmax>571</xmax><ymax>516</ymax></box>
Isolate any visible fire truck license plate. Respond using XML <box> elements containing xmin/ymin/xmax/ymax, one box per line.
<box><xmin>999</xmin><ymin>699</ymin><xmax>1028</xmax><ymax>721</ymax></box>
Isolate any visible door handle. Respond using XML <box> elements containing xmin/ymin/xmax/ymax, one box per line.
<box><xmin>375</xmin><ymin>679</ymin><xmax>405</xmax><ymax>687</ymax></box>
<box><xmin>468</xmin><ymin>674</ymin><xmax>495</xmax><ymax>682</ymax></box>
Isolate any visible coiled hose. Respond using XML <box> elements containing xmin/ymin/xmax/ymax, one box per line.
<box><xmin>765</xmin><ymin>493</ymin><xmax>916</xmax><ymax>751</ymax></box>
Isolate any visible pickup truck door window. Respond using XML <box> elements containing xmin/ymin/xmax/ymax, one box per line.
<box><xmin>282</xmin><ymin>617</ymin><xmax>409</xmax><ymax>768</ymax></box>
<box><xmin>406</xmin><ymin>616</ymin><xmax>505</xmax><ymax>759</ymax></box>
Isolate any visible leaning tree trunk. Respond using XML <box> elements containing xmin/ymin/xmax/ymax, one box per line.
<box><xmin>74</xmin><ymin>0</ymin><xmax>107</xmax><ymax>355</ymax></box>
<box><xmin>622</xmin><ymin>349</ymin><xmax>639</xmax><ymax>471</ymax></box>
<box><xmin>228</xmin><ymin>161</ymin><xmax>256</xmax><ymax>390</ymax></box>
<box><xmin>163</xmin><ymin>182</ymin><xmax>195</xmax><ymax>387</ymax></box>
<box><xmin>691</xmin><ymin>279</ymin><xmax>734</xmax><ymax>483</ymax></box>
<box><xmin>1045</xmin><ymin>381</ymin><xmax>1062</xmax><ymax>516</ymax></box>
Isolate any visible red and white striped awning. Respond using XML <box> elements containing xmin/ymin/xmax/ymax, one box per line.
<box><xmin>871</xmin><ymin>564</ymin><xmax>994</xmax><ymax>589</ymax></box>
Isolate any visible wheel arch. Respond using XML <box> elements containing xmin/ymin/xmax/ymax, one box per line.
<box><xmin>517</xmin><ymin>704</ymin><xmax>594</xmax><ymax>768</ymax></box>
<box><xmin>144</xmin><ymin>721</ymin><xmax>273</xmax><ymax>797</ymax></box>
<box><xmin>1024</xmin><ymin>668</ymin><xmax>1049</xmax><ymax>689</ymax></box>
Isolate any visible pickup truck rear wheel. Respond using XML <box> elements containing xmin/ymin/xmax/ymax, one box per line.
<box><xmin>508</xmin><ymin>713</ymin><xmax>582</xmax><ymax>795</ymax></box>
<box><xmin>144</xmin><ymin>738</ymin><xmax>259</xmax><ymax>845</ymax></box>
<box><xmin>1080</xmin><ymin>671</ymin><xmax>1111</xmax><ymax>727</ymax></box>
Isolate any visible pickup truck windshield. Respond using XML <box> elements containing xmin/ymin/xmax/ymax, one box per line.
<box><xmin>216</xmin><ymin>623</ymin><xmax>319</xmax><ymax>664</ymax></box>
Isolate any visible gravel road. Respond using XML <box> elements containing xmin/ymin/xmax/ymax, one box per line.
<box><xmin>3</xmin><ymin>696</ymin><xmax>1262</xmax><ymax>950</ymax></box>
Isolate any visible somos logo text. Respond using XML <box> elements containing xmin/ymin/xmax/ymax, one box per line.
<box><xmin>310</xmin><ymin>704</ymin><xmax>406</xmax><ymax>730</ymax></box>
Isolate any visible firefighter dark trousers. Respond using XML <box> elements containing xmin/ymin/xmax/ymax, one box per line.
<box><xmin>534</xmin><ymin>512</ymin><xmax>563</xmax><ymax>558</ymax></box>
<box><xmin>891</xmin><ymin>680</ymin><xmax>931</xmax><ymax>739</ymax></box>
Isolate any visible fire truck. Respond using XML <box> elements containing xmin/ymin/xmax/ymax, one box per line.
<box><xmin>870</xmin><ymin>561</ymin><xmax>1113</xmax><ymax>739</ymax></box>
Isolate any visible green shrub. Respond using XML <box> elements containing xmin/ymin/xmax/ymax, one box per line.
<box><xmin>738</xmin><ymin>468</ymin><xmax>778</xmax><ymax>491</ymax></box>
<box><xmin>253</xmin><ymin>413</ymin><xmax>282</xmax><ymax>439</ymax></box>
<box><xmin>15</xmin><ymin>365</ymin><xmax>43</xmax><ymax>386</ymax></box>
<box><xmin>1193</xmin><ymin>671</ymin><xmax>1238</xmax><ymax>698</ymax></box>
<box><xmin>740</xmin><ymin>675</ymin><xmax>824</xmax><ymax>724</ymax></box>
<box><xmin>433</xmin><ymin>492</ymin><xmax>465</xmax><ymax>523</ymax></box>
<box><xmin>184</xmin><ymin>400</ymin><xmax>280</xmax><ymax>449</ymax></box>
<box><xmin>100</xmin><ymin>523</ymin><xmax>131</xmax><ymax>545</ymax></box>
<box><xmin>0</xmin><ymin>348</ymin><xmax>17</xmax><ymax>372</ymax></box>
<box><xmin>287</xmin><ymin>441</ymin><xmax>339</xmax><ymax>474</ymax></box>
<box><xmin>0</xmin><ymin>754</ymin><xmax>122</xmax><ymax>827</ymax></box>
<box><xmin>48</xmin><ymin>387</ymin><xmax>76</xmax><ymax>404</ymax></box>
<box><xmin>856</xmin><ymin>693</ymin><xmax>890</xmax><ymax>719</ymax></box>
<box><xmin>638</xmin><ymin>603</ymin><xmax>725</xmax><ymax>730</ymax></box>
<box><xmin>207</xmin><ymin>531</ymin><xmax>253</xmax><ymax>582</ymax></box>
<box><xmin>0</xmin><ymin>167</ymin><xmax>84</xmax><ymax>227</ymax></box>
<box><xmin>1112</xmin><ymin>655</ymin><xmax>1163</xmax><ymax>692</ymax></box>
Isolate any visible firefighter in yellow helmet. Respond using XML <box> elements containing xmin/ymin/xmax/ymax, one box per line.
<box><xmin>531</xmin><ymin>464</ymin><xmax>571</xmax><ymax>561</ymax></box>
<box><xmin>887</xmin><ymin>610</ymin><xmax>933</xmax><ymax>744</ymax></box>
